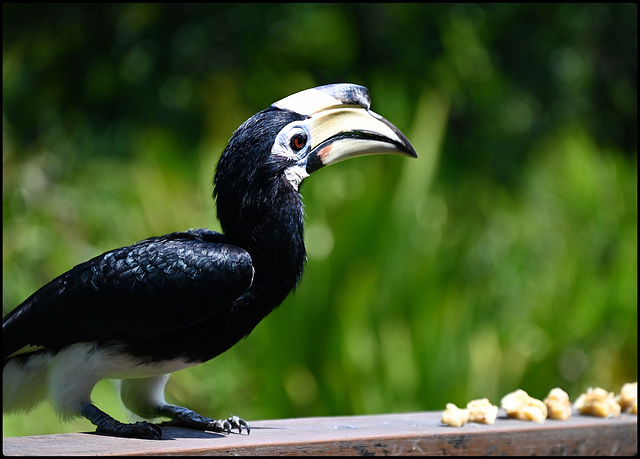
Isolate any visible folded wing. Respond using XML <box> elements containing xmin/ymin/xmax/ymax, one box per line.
<box><xmin>3</xmin><ymin>229</ymin><xmax>254</xmax><ymax>359</ymax></box>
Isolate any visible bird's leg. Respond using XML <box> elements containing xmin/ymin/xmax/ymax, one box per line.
<box><xmin>119</xmin><ymin>375</ymin><xmax>247</xmax><ymax>435</ymax></box>
<box><xmin>156</xmin><ymin>404</ymin><xmax>250</xmax><ymax>434</ymax></box>
<box><xmin>80</xmin><ymin>403</ymin><xmax>163</xmax><ymax>440</ymax></box>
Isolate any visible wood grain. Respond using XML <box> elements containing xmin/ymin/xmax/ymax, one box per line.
<box><xmin>3</xmin><ymin>410</ymin><xmax>637</xmax><ymax>456</ymax></box>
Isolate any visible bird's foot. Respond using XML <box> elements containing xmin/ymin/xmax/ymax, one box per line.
<box><xmin>158</xmin><ymin>404</ymin><xmax>250</xmax><ymax>434</ymax></box>
<box><xmin>97</xmin><ymin>420</ymin><xmax>163</xmax><ymax>440</ymax></box>
<box><xmin>220</xmin><ymin>415</ymin><xmax>250</xmax><ymax>434</ymax></box>
<box><xmin>81</xmin><ymin>403</ymin><xmax>162</xmax><ymax>440</ymax></box>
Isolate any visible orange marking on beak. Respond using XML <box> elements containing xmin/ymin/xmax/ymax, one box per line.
<box><xmin>318</xmin><ymin>144</ymin><xmax>333</xmax><ymax>162</ymax></box>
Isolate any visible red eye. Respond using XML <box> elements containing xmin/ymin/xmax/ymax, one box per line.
<box><xmin>290</xmin><ymin>133</ymin><xmax>307</xmax><ymax>151</ymax></box>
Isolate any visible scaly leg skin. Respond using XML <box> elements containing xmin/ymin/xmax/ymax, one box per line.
<box><xmin>157</xmin><ymin>404</ymin><xmax>250</xmax><ymax>435</ymax></box>
<box><xmin>80</xmin><ymin>403</ymin><xmax>163</xmax><ymax>440</ymax></box>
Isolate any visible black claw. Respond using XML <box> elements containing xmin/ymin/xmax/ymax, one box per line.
<box><xmin>225</xmin><ymin>415</ymin><xmax>250</xmax><ymax>435</ymax></box>
<box><xmin>82</xmin><ymin>403</ymin><xmax>163</xmax><ymax>440</ymax></box>
<box><xmin>149</xmin><ymin>422</ymin><xmax>164</xmax><ymax>439</ymax></box>
<box><xmin>154</xmin><ymin>404</ymin><xmax>250</xmax><ymax>435</ymax></box>
<box><xmin>131</xmin><ymin>421</ymin><xmax>160</xmax><ymax>440</ymax></box>
<box><xmin>95</xmin><ymin>419</ymin><xmax>162</xmax><ymax>440</ymax></box>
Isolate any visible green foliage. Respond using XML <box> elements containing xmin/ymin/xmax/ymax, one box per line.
<box><xmin>3</xmin><ymin>4</ymin><xmax>636</xmax><ymax>436</ymax></box>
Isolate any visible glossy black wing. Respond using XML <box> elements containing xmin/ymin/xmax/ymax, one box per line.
<box><xmin>3</xmin><ymin>229</ymin><xmax>254</xmax><ymax>359</ymax></box>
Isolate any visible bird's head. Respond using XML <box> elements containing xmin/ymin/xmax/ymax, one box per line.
<box><xmin>214</xmin><ymin>83</ymin><xmax>417</xmax><ymax>242</ymax></box>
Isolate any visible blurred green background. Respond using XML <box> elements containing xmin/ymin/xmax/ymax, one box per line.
<box><xmin>3</xmin><ymin>4</ymin><xmax>637</xmax><ymax>436</ymax></box>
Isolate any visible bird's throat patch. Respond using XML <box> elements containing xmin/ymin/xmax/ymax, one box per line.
<box><xmin>284</xmin><ymin>165</ymin><xmax>309</xmax><ymax>191</ymax></box>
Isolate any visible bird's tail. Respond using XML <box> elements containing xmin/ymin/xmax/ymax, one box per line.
<box><xmin>3</xmin><ymin>353</ymin><xmax>50</xmax><ymax>414</ymax></box>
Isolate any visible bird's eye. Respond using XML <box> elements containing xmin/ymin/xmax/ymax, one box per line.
<box><xmin>289</xmin><ymin>133</ymin><xmax>308</xmax><ymax>152</ymax></box>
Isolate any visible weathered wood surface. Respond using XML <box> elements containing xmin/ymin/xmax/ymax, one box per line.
<box><xmin>2</xmin><ymin>410</ymin><xmax>637</xmax><ymax>456</ymax></box>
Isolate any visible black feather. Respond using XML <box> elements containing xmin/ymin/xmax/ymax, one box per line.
<box><xmin>2</xmin><ymin>84</ymin><xmax>412</xmax><ymax>438</ymax></box>
<box><xmin>4</xmin><ymin>109</ymin><xmax>308</xmax><ymax>365</ymax></box>
<box><xmin>3</xmin><ymin>229</ymin><xmax>254</xmax><ymax>361</ymax></box>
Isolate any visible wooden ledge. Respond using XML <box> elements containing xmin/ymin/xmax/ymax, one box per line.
<box><xmin>2</xmin><ymin>410</ymin><xmax>637</xmax><ymax>456</ymax></box>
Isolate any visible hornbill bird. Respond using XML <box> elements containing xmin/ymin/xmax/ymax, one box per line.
<box><xmin>3</xmin><ymin>83</ymin><xmax>417</xmax><ymax>440</ymax></box>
